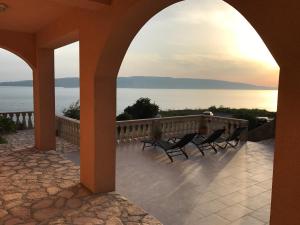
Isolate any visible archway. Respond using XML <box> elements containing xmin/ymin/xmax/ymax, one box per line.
<box><xmin>113</xmin><ymin>1</ymin><xmax>278</xmax><ymax>224</ymax></box>
<box><xmin>0</xmin><ymin>48</ymin><xmax>35</xmax><ymax>146</ymax></box>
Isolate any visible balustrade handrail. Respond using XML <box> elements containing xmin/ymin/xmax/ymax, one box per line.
<box><xmin>56</xmin><ymin>115</ymin><xmax>80</xmax><ymax>124</ymax></box>
<box><xmin>0</xmin><ymin>111</ymin><xmax>34</xmax><ymax>115</ymax></box>
<box><xmin>117</xmin><ymin>114</ymin><xmax>248</xmax><ymax>124</ymax></box>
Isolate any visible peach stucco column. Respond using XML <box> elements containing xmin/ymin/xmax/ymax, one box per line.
<box><xmin>80</xmin><ymin>75</ymin><xmax>117</xmax><ymax>193</ymax></box>
<box><xmin>270</xmin><ymin>65</ymin><xmax>300</xmax><ymax>225</ymax></box>
<box><xmin>79</xmin><ymin>25</ymin><xmax>117</xmax><ymax>192</ymax></box>
<box><xmin>33</xmin><ymin>48</ymin><xmax>56</xmax><ymax>150</ymax></box>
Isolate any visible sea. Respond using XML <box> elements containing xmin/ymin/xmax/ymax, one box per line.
<box><xmin>0</xmin><ymin>86</ymin><xmax>278</xmax><ymax>114</ymax></box>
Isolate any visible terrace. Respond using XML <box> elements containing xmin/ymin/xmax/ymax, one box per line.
<box><xmin>0</xmin><ymin>1</ymin><xmax>300</xmax><ymax>225</ymax></box>
<box><xmin>0</xmin><ymin>112</ymin><xmax>272</xmax><ymax>224</ymax></box>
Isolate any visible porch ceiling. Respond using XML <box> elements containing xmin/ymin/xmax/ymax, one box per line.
<box><xmin>0</xmin><ymin>0</ymin><xmax>111</xmax><ymax>33</ymax></box>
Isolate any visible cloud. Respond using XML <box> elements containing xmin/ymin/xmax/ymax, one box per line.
<box><xmin>119</xmin><ymin>0</ymin><xmax>279</xmax><ymax>86</ymax></box>
<box><xmin>120</xmin><ymin>51</ymin><xmax>278</xmax><ymax>86</ymax></box>
<box><xmin>0</xmin><ymin>49</ymin><xmax>32</xmax><ymax>81</ymax></box>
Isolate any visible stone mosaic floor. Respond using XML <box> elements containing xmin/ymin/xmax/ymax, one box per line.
<box><xmin>1</xmin><ymin>130</ymin><xmax>274</xmax><ymax>225</ymax></box>
<box><xmin>0</xmin><ymin>131</ymin><xmax>162</xmax><ymax>225</ymax></box>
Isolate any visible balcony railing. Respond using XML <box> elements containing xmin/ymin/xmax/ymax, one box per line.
<box><xmin>116</xmin><ymin>115</ymin><xmax>248</xmax><ymax>144</ymax></box>
<box><xmin>0</xmin><ymin>111</ymin><xmax>34</xmax><ymax>129</ymax></box>
<box><xmin>0</xmin><ymin>111</ymin><xmax>248</xmax><ymax>146</ymax></box>
<box><xmin>56</xmin><ymin>115</ymin><xmax>80</xmax><ymax>145</ymax></box>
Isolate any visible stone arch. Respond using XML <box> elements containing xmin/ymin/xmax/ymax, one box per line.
<box><xmin>0</xmin><ymin>47</ymin><xmax>34</xmax><ymax>71</ymax></box>
<box><xmin>94</xmin><ymin>0</ymin><xmax>280</xmax><ymax>79</ymax></box>
<box><xmin>0</xmin><ymin>30</ymin><xmax>36</xmax><ymax>69</ymax></box>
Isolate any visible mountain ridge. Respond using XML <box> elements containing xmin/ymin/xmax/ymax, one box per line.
<box><xmin>0</xmin><ymin>76</ymin><xmax>276</xmax><ymax>90</ymax></box>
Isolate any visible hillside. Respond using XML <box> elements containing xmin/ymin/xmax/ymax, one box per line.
<box><xmin>0</xmin><ymin>76</ymin><xmax>276</xmax><ymax>90</ymax></box>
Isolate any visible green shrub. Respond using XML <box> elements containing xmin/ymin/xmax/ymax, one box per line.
<box><xmin>63</xmin><ymin>100</ymin><xmax>80</xmax><ymax>120</ymax></box>
<box><xmin>116</xmin><ymin>112</ymin><xmax>133</xmax><ymax>121</ymax></box>
<box><xmin>160</xmin><ymin>106</ymin><xmax>276</xmax><ymax>130</ymax></box>
<box><xmin>0</xmin><ymin>116</ymin><xmax>16</xmax><ymax>133</ymax></box>
<box><xmin>117</xmin><ymin>98</ymin><xmax>159</xmax><ymax>121</ymax></box>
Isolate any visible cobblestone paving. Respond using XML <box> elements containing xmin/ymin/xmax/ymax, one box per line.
<box><xmin>0</xmin><ymin>131</ymin><xmax>162</xmax><ymax>225</ymax></box>
<box><xmin>3</xmin><ymin>130</ymin><xmax>79</xmax><ymax>154</ymax></box>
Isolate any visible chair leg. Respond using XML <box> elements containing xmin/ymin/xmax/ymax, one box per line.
<box><xmin>142</xmin><ymin>142</ymin><xmax>146</xmax><ymax>150</ymax></box>
<box><xmin>217</xmin><ymin>142</ymin><xmax>228</xmax><ymax>150</ymax></box>
<box><xmin>180</xmin><ymin>148</ymin><xmax>189</xmax><ymax>159</ymax></box>
<box><xmin>166</xmin><ymin>152</ymin><xmax>174</xmax><ymax>163</ymax></box>
<box><xmin>210</xmin><ymin>143</ymin><xmax>218</xmax><ymax>153</ymax></box>
<box><xmin>228</xmin><ymin>140</ymin><xmax>239</xmax><ymax>148</ymax></box>
<box><xmin>196</xmin><ymin>145</ymin><xmax>205</xmax><ymax>156</ymax></box>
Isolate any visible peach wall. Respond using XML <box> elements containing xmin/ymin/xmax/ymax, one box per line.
<box><xmin>271</xmin><ymin>65</ymin><xmax>300</xmax><ymax>224</ymax></box>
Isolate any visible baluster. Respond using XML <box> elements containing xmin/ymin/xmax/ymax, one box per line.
<box><xmin>125</xmin><ymin>124</ymin><xmax>130</xmax><ymax>142</ymax></box>
<box><xmin>167</xmin><ymin>120</ymin><xmax>172</xmax><ymax>138</ymax></box>
<box><xmin>123</xmin><ymin>124</ymin><xmax>128</xmax><ymax>143</ymax></box>
<box><xmin>76</xmin><ymin>123</ymin><xmax>79</xmax><ymax>145</ymax></box>
<box><xmin>130</xmin><ymin>123</ymin><xmax>134</xmax><ymax>142</ymax></box>
<box><xmin>8</xmin><ymin>113</ymin><xmax>13</xmax><ymax>122</ymax></box>
<box><xmin>141</xmin><ymin>122</ymin><xmax>146</xmax><ymax>140</ymax></box>
<box><xmin>71</xmin><ymin>122</ymin><xmax>74</xmax><ymax>144</ymax></box>
<box><xmin>15</xmin><ymin>113</ymin><xmax>20</xmax><ymax>128</ymax></box>
<box><xmin>188</xmin><ymin>120</ymin><xmax>192</xmax><ymax>133</ymax></box>
<box><xmin>143</xmin><ymin>123</ymin><xmax>147</xmax><ymax>139</ymax></box>
<box><xmin>128</xmin><ymin>124</ymin><xmax>133</xmax><ymax>142</ymax></box>
<box><xmin>137</xmin><ymin>123</ymin><xmax>143</xmax><ymax>141</ymax></box>
<box><xmin>132</xmin><ymin>123</ymin><xmax>138</xmax><ymax>141</ymax></box>
<box><xmin>147</xmin><ymin>122</ymin><xmax>152</xmax><ymax>138</ymax></box>
<box><xmin>161</xmin><ymin>121</ymin><xmax>166</xmax><ymax>138</ymax></box>
<box><xmin>21</xmin><ymin>112</ymin><xmax>27</xmax><ymax>129</ymax></box>
<box><xmin>28</xmin><ymin>112</ymin><xmax>33</xmax><ymax>129</ymax></box>
<box><xmin>145</xmin><ymin>122</ymin><xmax>149</xmax><ymax>139</ymax></box>
<box><xmin>116</xmin><ymin>125</ymin><xmax>121</xmax><ymax>144</ymax></box>
<box><xmin>176</xmin><ymin>120</ymin><xmax>181</xmax><ymax>136</ymax></box>
<box><xmin>135</xmin><ymin>123</ymin><xmax>141</xmax><ymax>141</ymax></box>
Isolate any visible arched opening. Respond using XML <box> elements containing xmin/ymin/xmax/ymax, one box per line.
<box><xmin>54</xmin><ymin>42</ymin><xmax>80</xmax><ymax>114</ymax></box>
<box><xmin>0</xmin><ymin>48</ymin><xmax>35</xmax><ymax>146</ymax></box>
<box><xmin>115</xmin><ymin>1</ymin><xmax>279</xmax><ymax>224</ymax></box>
<box><xmin>54</xmin><ymin>42</ymin><xmax>80</xmax><ymax>154</ymax></box>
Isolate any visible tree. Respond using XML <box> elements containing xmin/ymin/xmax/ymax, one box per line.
<box><xmin>117</xmin><ymin>98</ymin><xmax>159</xmax><ymax>121</ymax></box>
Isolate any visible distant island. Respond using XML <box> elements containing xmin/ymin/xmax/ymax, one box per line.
<box><xmin>0</xmin><ymin>76</ymin><xmax>276</xmax><ymax>90</ymax></box>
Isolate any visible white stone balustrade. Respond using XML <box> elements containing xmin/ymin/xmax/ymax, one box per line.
<box><xmin>0</xmin><ymin>112</ymin><xmax>248</xmax><ymax>146</ymax></box>
<box><xmin>56</xmin><ymin>115</ymin><xmax>80</xmax><ymax>146</ymax></box>
<box><xmin>116</xmin><ymin>115</ymin><xmax>248</xmax><ymax>144</ymax></box>
<box><xmin>0</xmin><ymin>111</ymin><xmax>34</xmax><ymax>130</ymax></box>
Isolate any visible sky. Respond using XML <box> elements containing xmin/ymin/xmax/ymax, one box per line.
<box><xmin>0</xmin><ymin>0</ymin><xmax>279</xmax><ymax>87</ymax></box>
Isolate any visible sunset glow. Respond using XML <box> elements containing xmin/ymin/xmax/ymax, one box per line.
<box><xmin>0</xmin><ymin>0</ymin><xmax>279</xmax><ymax>87</ymax></box>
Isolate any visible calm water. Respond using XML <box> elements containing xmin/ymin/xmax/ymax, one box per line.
<box><xmin>0</xmin><ymin>86</ymin><xmax>278</xmax><ymax>114</ymax></box>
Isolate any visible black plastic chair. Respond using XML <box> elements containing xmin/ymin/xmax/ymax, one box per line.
<box><xmin>216</xmin><ymin>127</ymin><xmax>247</xmax><ymax>149</ymax></box>
<box><xmin>156</xmin><ymin>133</ymin><xmax>197</xmax><ymax>162</ymax></box>
<box><xmin>191</xmin><ymin>129</ymin><xmax>225</xmax><ymax>156</ymax></box>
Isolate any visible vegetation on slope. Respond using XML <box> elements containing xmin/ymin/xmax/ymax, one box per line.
<box><xmin>63</xmin><ymin>98</ymin><xmax>276</xmax><ymax>130</ymax></box>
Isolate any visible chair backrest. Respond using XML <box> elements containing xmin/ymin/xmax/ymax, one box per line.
<box><xmin>202</xmin><ymin>129</ymin><xmax>225</xmax><ymax>144</ymax></box>
<box><xmin>172</xmin><ymin>133</ymin><xmax>197</xmax><ymax>149</ymax></box>
<box><xmin>227</xmin><ymin>127</ymin><xmax>247</xmax><ymax>141</ymax></box>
